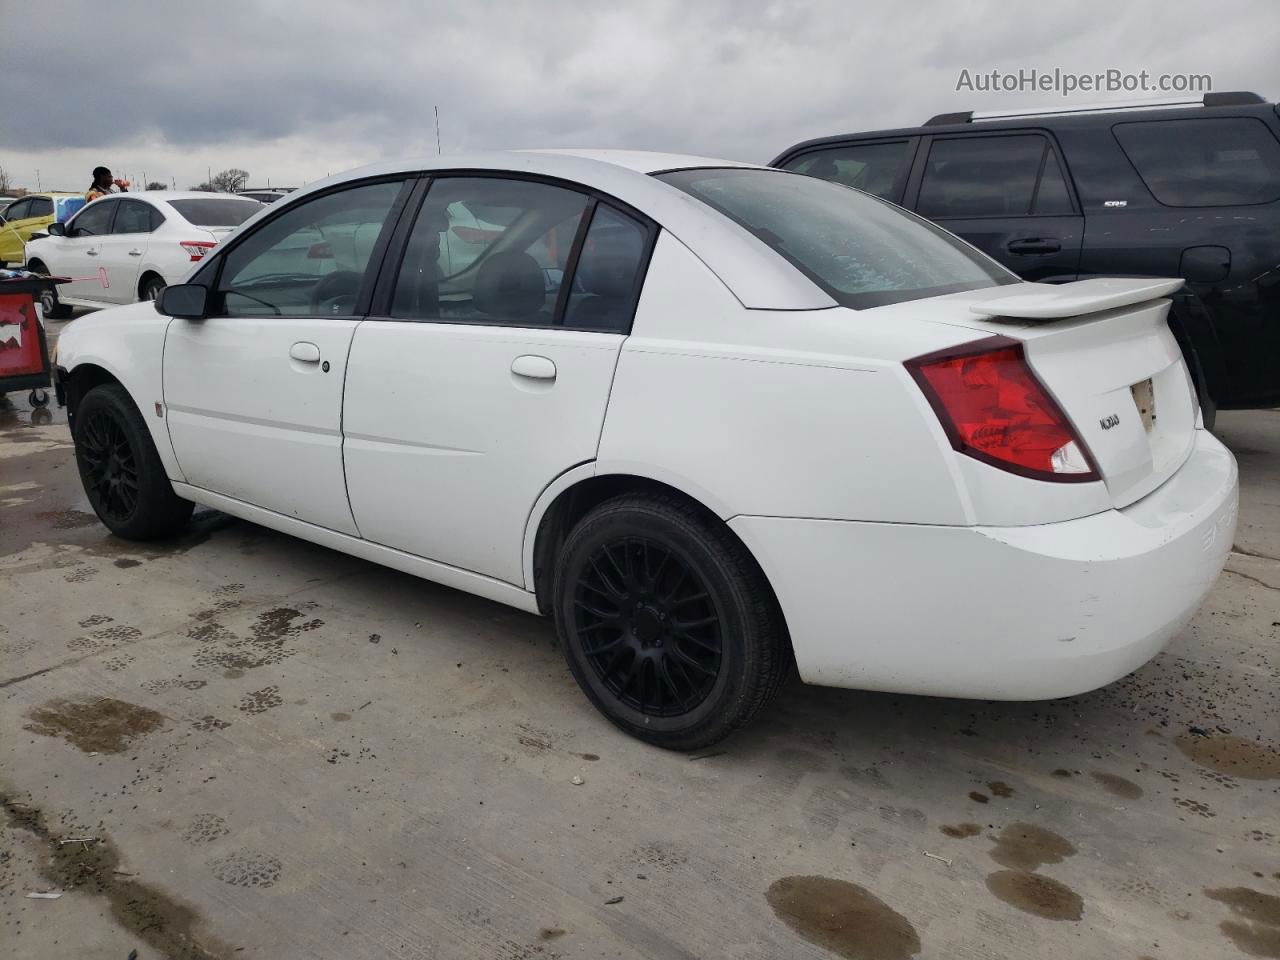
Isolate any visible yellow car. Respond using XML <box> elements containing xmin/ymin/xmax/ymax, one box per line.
<box><xmin>0</xmin><ymin>192</ymin><xmax>82</xmax><ymax>265</ymax></box>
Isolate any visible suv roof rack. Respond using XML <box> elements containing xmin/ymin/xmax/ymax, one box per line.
<box><xmin>924</xmin><ymin>91</ymin><xmax>1266</xmax><ymax>125</ymax></box>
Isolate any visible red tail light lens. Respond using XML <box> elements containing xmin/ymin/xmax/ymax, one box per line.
<box><xmin>180</xmin><ymin>240</ymin><xmax>216</xmax><ymax>261</ymax></box>
<box><xmin>906</xmin><ymin>335</ymin><xmax>1099</xmax><ymax>483</ymax></box>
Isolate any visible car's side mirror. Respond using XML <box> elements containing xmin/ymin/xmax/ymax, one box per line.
<box><xmin>45</xmin><ymin>222</ymin><xmax>66</xmax><ymax>238</ymax></box>
<box><xmin>156</xmin><ymin>283</ymin><xmax>209</xmax><ymax>320</ymax></box>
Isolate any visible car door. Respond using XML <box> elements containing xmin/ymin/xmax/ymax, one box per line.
<box><xmin>95</xmin><ymin>198</ymin><xmax>154</xmax><ymax>302</ymax></box>
<box><xmin>60</xmin><ymin>199</ymin><xmax>118</xmax><ymax>301</ymax></box>
<box><xmin>343</xmin><ymin>175</ymin><xmax>655</xmax><ymax>586</ymax></box>
<box><xmin>908</xmin><ymin>132</ymin><xmax>1083</xmax><ymax>282</ymax></box>
<box><xmin>163</xmin><ymin>177</ymin><xmax>412</xmax><ymax>534</ymax></box>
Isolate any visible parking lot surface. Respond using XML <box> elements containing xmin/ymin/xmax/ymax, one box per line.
<box><xmin>2</xmin><ymin>337</ymin><xmax>1278</xmax><ymax>959</ymax></box>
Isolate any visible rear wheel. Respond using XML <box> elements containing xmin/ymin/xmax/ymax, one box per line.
<box><xmin>554</xmin><ymin>493</ymin><xmax>789</xmax><ymax>750</ymax></box>
<box><xmin>141</xmin><ymin>274</ymin><xmax>166</xmax><ymax>302</ymax></box>
<box><xmin>27</xmin><ymin>260</ymin><xmax>73</xmax><ymax>319</ymax></box>
<box><xmin>73</xmin><ymin>383</ymin><xmax>193</xmax><ymax>539</ymax></box>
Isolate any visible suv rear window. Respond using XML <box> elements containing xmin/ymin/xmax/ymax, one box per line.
<box><xmin>169</xmin><ymin>198</ymin><xmax>262</xmax><ymax>226</ymax></box>
<box><xmin>657</xmin><ymin>168</ymin><xmax>1016</xmax><ymax>309</ymax></box>
<box><xmin>1113</xmin><ymin>118</ymin><xmax>1280</xmax><ymax>206</ymax></box>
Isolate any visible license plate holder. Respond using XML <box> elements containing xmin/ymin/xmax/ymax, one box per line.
<box><xmin>1131</xmin><ymin>378</ymin><xmax>1156</xmax><ymax>433</ymax></box>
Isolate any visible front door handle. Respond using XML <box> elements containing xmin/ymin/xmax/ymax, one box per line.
<box><xmin>85</xmin><ymin>249</ymin><xmax>99</xmax><ymax>256</ymax></box>
<box><xmin>511</xmin><ymin>355</ymin><xmax>557</xmax><ymax>381</ymax></box>
<box><xmin>128</xmin><ymin>249</ymin><xmax>143</xmax><ymax>256</ymax></box>
<box><xmin>290</xmin><ymin>341</ymin><xmax>321</xmax><ymax>363</ymax></box>
<box><xmin>1007</xmin><ymin>238</ymin><xmax>1062</xmax><ymax>255</ymax></box>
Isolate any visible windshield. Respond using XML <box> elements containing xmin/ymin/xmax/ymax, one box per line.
<box><xmin>169</xmin><ymin>198</ymin><xmax>263</xmax><ymax>227</ymax></box>
<box><xmin>656</xmin><ymin>167</ymin><xmax>1017</xmax><ymax>308</ymax></box>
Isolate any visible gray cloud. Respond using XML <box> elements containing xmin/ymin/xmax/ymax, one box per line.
<box><xmin>2</xmin><ymin>0</ymin><xmax>1275</xmax><ymax>190</ymax></box>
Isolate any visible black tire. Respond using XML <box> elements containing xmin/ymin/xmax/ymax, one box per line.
<box><xmin>553</xmin><ymin>493</ymin><xmax>790</xmax><ymax>750</ymax></box>
<box><xmin>141</xmin><ymin>274</ymin><xmax>166</xmax><ymax>302</ymax></box>
<box><xmin>73</xmin><ymin>383</ymin><xmax>193</xmax><ymax>539</ymax></box>
<box><xmin>27</xmin><ymin>261</ymin><xmax>73</xmax><ymax>319</ymax></box>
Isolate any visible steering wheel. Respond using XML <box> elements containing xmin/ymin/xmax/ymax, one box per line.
<box><xmin>310</xmin><ymin>270</ymin><xmax>363</xmax><ymax>315</ymax></box>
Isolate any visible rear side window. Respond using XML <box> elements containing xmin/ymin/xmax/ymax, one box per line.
<box><xmin>112</xmin><ymin>201</ymin><xmax>154</xmax><ymax>234</ymax></box>
<box><xmin>70</xmin><ymin>199</ymin><xmax>116</xmax><ymax>237</ymax></box>
<box><xmin>562</xmin><ymin>205</ymin><xmax>649</xmax><ymax>332</ymax></box>
<box><xmin>918</xmin><ymin>135</ymin><xmax>1070</xmax><ymax>218</ymax></box>
<box><xmin>781</xmin><ymin>141</ymin><xmax>915</xmax><ymax>203</ymax></box>
<box><xmin>1113</xmin><ymin>118</ymin><xmax>1280</xmax><ymax>206</ymax></box>
<box><xmin>27</xmin><ymin>197</ymin><xmax>53</xmax><ymax>218</ymax></box>
<box><xmin>391</xmin><ymin>177</ymin><xmax>590</xmax><ymax>327</ymax></box>
<box><xmin>657</xmin><ymin>167</ymin><xmax>1016</xmax><ymax>309</ymax></box>
<box><xmin>170</xmin><ymin>198</ymin><xmax>262</xmax><ymax>226</ymax></box>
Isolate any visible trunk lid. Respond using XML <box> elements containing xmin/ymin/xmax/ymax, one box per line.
<box><xmin>934</xmin><ymin>278</ymin><xmax>1196</xmax><ymax>508</ymax></box>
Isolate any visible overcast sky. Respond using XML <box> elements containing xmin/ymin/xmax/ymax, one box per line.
<box><xmin>2</xmin><ymin>0</ymin><xmax>1276</xmax><ymax>192</ymax></box>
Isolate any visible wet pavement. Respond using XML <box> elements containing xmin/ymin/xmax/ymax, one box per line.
<box><xmin>1</xmin><ymin>343</ymin><xmax>1278</xmax><ymax>958</ymax></box>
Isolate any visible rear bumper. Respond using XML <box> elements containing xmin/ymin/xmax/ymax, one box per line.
<box><xmin>730</xmin><ymin>429</ymin><xmax>1238</xmax><ymax>700</ymax></box>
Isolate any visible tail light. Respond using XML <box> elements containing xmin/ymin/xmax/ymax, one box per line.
<box><xmin>180</xmin><ymin>241</ymin><xmax>216</xmax><ymax>261</ymax></box>
<box><xmin>906</xmin><ymin>335</ymin><xmax>1099</xmax><ymax>483</ymax></box>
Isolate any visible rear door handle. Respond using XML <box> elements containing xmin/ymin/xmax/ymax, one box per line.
<box><xmin>511</xmin><ymin>355</ymin><xmax>556</xmax><ymax>380</ymax></box>
<box><xmin>290</xmin><ymin>341</ymin><xmax>321</xmax><ymax>363</ymax></box>
<box><xmin>1007</xmin><ymin>238</ymin><xmax>1062</xmax><ymax>255</ymax></box>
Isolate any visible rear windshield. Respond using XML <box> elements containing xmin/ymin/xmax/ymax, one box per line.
<box><xmin>656</xmin><ymin>168</ymin><xmax>1016</xmax><ymax>308</ymax></box>
<box><xmin>169</xmin><ymin>198</ymin><xmax>263</xmax><ymax>226</ymax></box>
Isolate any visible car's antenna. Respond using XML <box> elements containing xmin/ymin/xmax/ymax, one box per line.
<box><xmin>435</xmin><ymin>106</ymin><xmax>442</xmax><ymax>155</ymax></box>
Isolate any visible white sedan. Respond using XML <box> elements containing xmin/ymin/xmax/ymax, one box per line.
<box><xmin>53</xmin><ymin>151</ymin><xmax>1237</xmax><ymax>749</ymax></box>
<box><xmin>25</xmin><ymin>191</ymin><xmax>262</xmax><ymax>317</ymax></box>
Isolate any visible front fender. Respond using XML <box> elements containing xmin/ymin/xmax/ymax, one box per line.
<box><xmin>57</xmin><ymin>302</ymin><xmax>184</xmax><ymax>482</ymax></box>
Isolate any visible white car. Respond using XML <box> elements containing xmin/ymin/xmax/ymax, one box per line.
<box><xmin>25</xmin><ymin>191</ymin><xmax>262</xmax><ymax>318</ymax></box>
<box><xmin>53</xmin><ymin>150</ymin><xmax>1238</xmax><ymax>749</ymax></box>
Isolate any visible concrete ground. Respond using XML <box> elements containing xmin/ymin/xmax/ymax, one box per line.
<box><xmin>1</xmin><ymin>325</ymin><xmax>1277</xmax><ymax>959</ymax></box>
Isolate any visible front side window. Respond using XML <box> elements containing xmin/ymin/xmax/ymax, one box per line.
<box><xmin>112</xmin><ymin>201</ymin><xmax>154</xmax><ymax>234</ymax></box>
<box><xmin>1113</xmin><ymin>118</ymin><xmax>1280</xmax><ymax>206</ymax></box>
<box><xmin>70</xmin><ymin>199</ymin><xmax>116</xmax><ymax>237</ymax></box>
<box><xmin>657</xmin><ymin>167</ymin><xmax>1015</xmax><ymax>309</ymax></box>
<box><xmin>4</xmin><ymin>199</ymin><xmax>32</xmax><ymax>220</ymax></box>
<box><xmin>781</xmin><ymin>141</ymin><xmax>915</xmax><ymax>203</ymax></box>
<box><xmin>392</xmin><ymin>177</ymin><xmax>589</xmax><ymax>326</ymax></box>
<box><xmin>216</xmin><ymin>180</ymin><xmax>405</xmax><ymax>317</ymax></box>
<box><xmin>917</xmin><ymin>135</ymin><xmax>1053</xmax><ymax>218</ymax></box>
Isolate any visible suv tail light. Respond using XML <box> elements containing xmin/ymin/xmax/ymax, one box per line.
<box><xmin>180</xmin><ymin>241</ymin><xmax>216</xmax><ymax>261</ymax></box>
<box><xmin>906</xmin><ymin>335</ymin><xmax>1100</xmax><ymax>483</ymax></box>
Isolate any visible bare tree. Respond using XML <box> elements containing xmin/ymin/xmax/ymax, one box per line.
<box><xmin>188</xmin><ymin>181</ymin><xmax>214</xmax><ymax>192</ymax></box>
<box><xmin>0</xmin><ymin>165</ymin><xmax>12</xmax><ymax>194</ymax></box>
<box><xmin>209</xmin><ymin>168</ymin><xmax>250</xmax><ymax>193</ymax></box>
<box><xmin>146</xmin><ymin>181</ymin><xmax>167</xmax><ymax>191</ymax></box>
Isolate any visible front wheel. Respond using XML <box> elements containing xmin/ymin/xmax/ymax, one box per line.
<box><xmin>73</xmin><ymin>383</ymin><xmax>193</xmax><ymax>539</ymax></box>
<box><xmin>553</xmin><ymin>493</ymin><xmax>790</xmax><ymax>750</ymax></box>
<box><xmin>27</xmin><ymin>261</ymin><xmax>73</xmax><ymax>319</ymax></box>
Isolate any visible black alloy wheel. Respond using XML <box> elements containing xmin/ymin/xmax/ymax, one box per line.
<box><xmin>573</xmin><ymin>536</ymin><xmax>723</xmax><ymax>718</ymax></box>
<box><xmin>78</xmin><ymin>408</ymin><xmax>140</xmax><ymax>524</ymax></box>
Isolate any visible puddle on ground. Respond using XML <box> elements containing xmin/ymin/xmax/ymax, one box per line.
<box><xmin>1176</xmin><ymin>733</ymin><xmax>1280</xmax><ymax>780</ymax></box>
<box><xmin>1090</xmin><ymin>771</ymin><xmax>1144</xmax><ymax>799</ymax></box>
<box><xmin>940</xmin><ymin>823</ymin><xmax>982</xmax><ymax>839</ymax></box>
<box><xmin>1204</xmin><ymin>887</ymin><xmax>1280</xmax><ymax>956</ymax></box>
<box><xmin>988</xmin><ymin>823</ymin><xmax>1076</xmax><ymax>871</ymax></box>
<box><xmin>34</xmin><ymin>509</ymin><xmax>99</xmax><ymax>529</ymax></box>
<box><xmin>987</xmin><ymin>781</ymin><xmax>1014</xmax><ymax>798</ymax></box>
<box><xmin>986</xmin><ymin>871</ymin><xmax>1083</xmax><ymax>921</ymax></box>
<box><xmin>1</xmin><ymin>793</ymin><xmax>227</xmax><ymax>959</ymax></box>
<box><xmin>24</xmin><ymin>697</ymin><xmax>164</xmax><ymax>753</ymax></box>
<box><xmin>765</xmin><ymin>876</ymin><xmax>920</xmax><ymax>960</ymax></box>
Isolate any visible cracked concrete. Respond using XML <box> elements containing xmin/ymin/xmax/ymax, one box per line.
<box><xmin>1</xmin><ymin>347</ymin><xmax>1277</xmax><ymax>958</ymax></box>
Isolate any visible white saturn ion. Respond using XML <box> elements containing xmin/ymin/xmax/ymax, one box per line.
<box><xmin>25</xmin><ymin>191</ymin><xmax>262</xmax><ymax>317</ymax></box>
<box><xmin>53</xmin><ymin>151</ymin><xmax>1238</xmax><ymax>749</ymax></box>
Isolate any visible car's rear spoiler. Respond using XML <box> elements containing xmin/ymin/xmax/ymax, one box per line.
<box><xmin>968</xmin><ymin>277</ymin><xmax>1185</xmax><ymax>319</ymax></box>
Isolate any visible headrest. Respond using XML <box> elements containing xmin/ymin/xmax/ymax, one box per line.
<box><xmin>473</xmin><ymin>251</ymin><xmax>545</xmax><ymax>321</ymax></box>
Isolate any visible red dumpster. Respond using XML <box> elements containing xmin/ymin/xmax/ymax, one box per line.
<box><xmin>0</xmin><ymin>277</ymin><xmax>61</xmax><ymax>406</ymax></box>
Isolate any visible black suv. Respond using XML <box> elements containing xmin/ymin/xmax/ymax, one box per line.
<box><xmin>772</xmin><ymin>92</ymin><xmax>1280</xmax><ymax>423</ymax></box>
